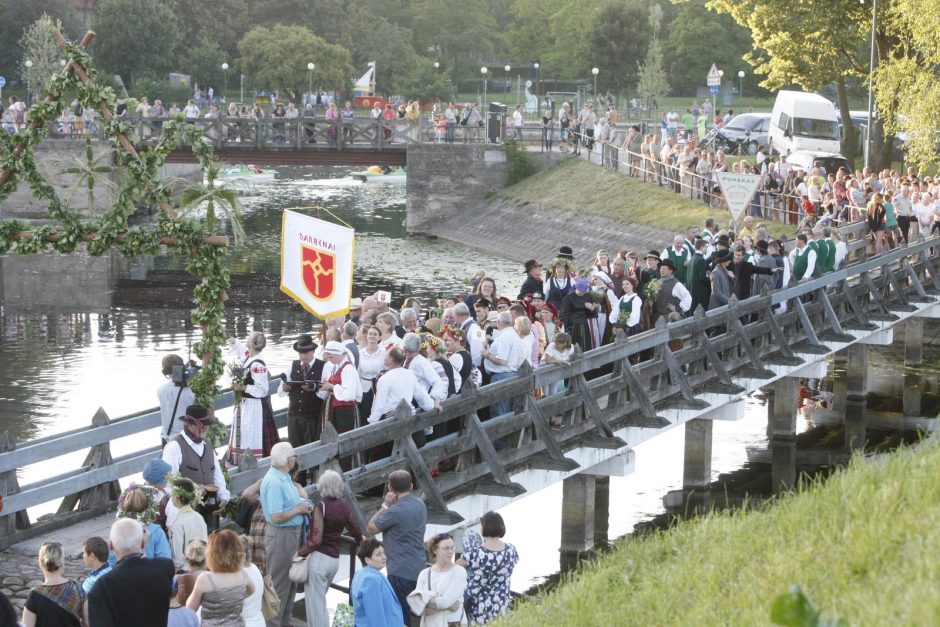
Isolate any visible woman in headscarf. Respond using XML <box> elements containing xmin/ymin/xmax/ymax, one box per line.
<box><xmin>228</xmin><ymin>332</ymin><xmax>278</xmax><ymax>461</ymax></box>
<box><xmin>559</xmin><ymin>277</ymin><xmax>599</xmax><ymax>352</ymax></box>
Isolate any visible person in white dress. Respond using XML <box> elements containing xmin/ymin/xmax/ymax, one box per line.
<box><xmin>228</xmin><ymin>333</ymin><xmax>276</xmax><ymax>464</ymax></box>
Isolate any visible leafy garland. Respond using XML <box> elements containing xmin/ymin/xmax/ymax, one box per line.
<box><xmin>0</xmin><ymin>39</ymin><xmax>228</xmax><ymax>405</ymax></box>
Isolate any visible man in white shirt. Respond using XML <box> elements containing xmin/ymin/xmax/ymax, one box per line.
<box><xmin>402</xmin><ymin>333</ymin><xmax>447</xmax><ymax>403</ymax></box>
<box><xmin>454</xmin><ymin>303</ymin><xmax>484</xmax><ymax>369</ymax></box>
<box><xmin>156</xmin><ymin>354</ymin><xmax>194</xmax><ymax>446</ymax></box>
<box><xmin>183</xmin><ymin>99</ymin><xmax>200</xmax><ymax>119</ymax></box>
<box><xmin>482</xmin><ymin>312</ymin><xmax>527</xmax><ymax>419</ymax></box>
<box><xmin>161</xmin><ymin>406</ymin><xmax>230</xmax><ymax>526</ymax></box>
<box><xmin>368</xmin><ymin>348</ymin><xmax>439</xmax><ymax>424</ymax></box>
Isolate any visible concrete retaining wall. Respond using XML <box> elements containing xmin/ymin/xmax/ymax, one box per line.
<box><xmin>405</xmin><ymin>144</ymin><xmax>563</xmax><ymax>234</ymax></box>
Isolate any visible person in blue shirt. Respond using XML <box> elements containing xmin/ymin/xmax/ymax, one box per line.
<box><xmin>351</xmin><ymin>538</ymin><xmax>404</xmax><ymax>627</ymax></box>
<box><xmin>261</xmin><ymin>442</ymin><xmax>313</xmax><ymax>627</ymax></box>
<box><xmin>81</xmin><ymin>536</ymin><xmax>112</xmax><ymax>593</ymax></box>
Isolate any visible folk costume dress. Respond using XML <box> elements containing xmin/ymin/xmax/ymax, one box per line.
<box><xmin>559</xmin><ymin>290</ymin><xmax>598</xmax><ymax>352</ymax></box>
<box><xmin>229</xmin><ymin>341</ymin><xmax>278</xmax><ymax>463</ymax></box>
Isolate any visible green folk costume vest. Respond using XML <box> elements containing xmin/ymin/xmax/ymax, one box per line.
<box><xmin>808</xmin><ymin>240</ymin><xmax>825</xmax><ymax>277</ymax></box>
<box><xmin>666</xmin><ymin>248</ymin><xmax>688</xmax><ymax>284</ymax></box>
<box><xmin>793</xmin><ymin>247</ymin><xmax>810</xmax><ymax>281</ymax></box>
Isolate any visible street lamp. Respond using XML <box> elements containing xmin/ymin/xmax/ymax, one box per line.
<box><xmin>737</xmin><ymin>70</ymin><xmax>745</xmax><ymax>98</ymax></box>
<box><xmin>591</xmin><ymin>67</ymin><xmax>599</xmax><ymax>102</ymax></box>
<box><xmin>504</xmin><ymin>64</ymin><xmax>510</xmax><ymax>97</ymax></box>
<box><xmin>533</xmin><ymin>62</ymin><xmax>540</xmax><ymax>115</ymax></box>
<box><xmin>221</xmin><ymin>62</ymin><xmax>229</xmax><ymax>103</ymax></box>
<box><xmin>481</xmin><ymin>66</ymin><xmax>488</xmax><ymax>110</ymax></box>
<box><xmin>307</xmin><ymin>62</ymin><xmax>315</xmax><ymax>107</ymax></box>
<box><xmin>718</xmin><ymin>69</ymin><xmax>724</xmax><ymax>104</ymax></box>
<box><xmin>24</xmin><ymin>59</ymin><xmax>32</xmax><ymax>104</ymax></box>
<box><xmin>433</xmin><ymin>61</ymin><xmax>440</xmax><ymax>69</ymax></box>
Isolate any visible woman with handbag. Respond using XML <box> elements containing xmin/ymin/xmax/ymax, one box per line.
<box><xmin>410</xmin><ymin>533</ymin><xmax>467</xmax><ymax>626</ymax></box>
<box><xmin>295</xmin><ymin>470</ymin><xmax>363</xmax><ymax>627</ymax></box>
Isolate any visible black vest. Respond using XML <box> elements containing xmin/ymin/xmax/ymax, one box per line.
<box><xmin>434</xmin><ymin>358</ymin><xmax>458</xmax><ymax>397</ymax></box>
<box><xmin>174</xmin><ymin>434</ymin><xmax>215</xmax><ymax>487</ymax></box>
<box><xmin>287</xmin><ymin>358</ymin><xmax>325</xmax><ymax>419</ymax></box>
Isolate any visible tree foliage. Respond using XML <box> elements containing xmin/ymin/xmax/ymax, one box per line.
<box><xmin>588</xmin><ymin>1</ymin><xmax>651</xmax><ymax>93</ymax></box>
<box><xmin>237</xmin><ymin>24</ymin><xmax>354</xmax><ymax>98</ymax></box>
<box><xmin>664</xmin><ymin>0</ymin><xmax>755</xmax><ymax>97</ymax></box>
<box><xmin>92</xmin><ymin>0</ymin><xmax>181</xmax><ymax>86</ymax></box>
<box><xmin>0</xmin><ymin>0</ymin><xmax>78</xmax><ymax>84</ymax></box>
<box><xmin>18</xmin><ymin>14</ymin><xmax>65</xmax><ymax>99</ymax></box>
<box><xmin>636</xmin><ymin>5</ymin><xmax>669</xmax><ymax>107</ymax></box>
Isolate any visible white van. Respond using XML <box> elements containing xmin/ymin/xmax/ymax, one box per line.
<box><xmin>769</xmin><ymin>90</ymin><xmax>841</xmax><ymax>155</ymax></box>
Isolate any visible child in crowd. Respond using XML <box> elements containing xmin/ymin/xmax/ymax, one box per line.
<box><xmin>541</xmin><ymin>332</ymin><xmax>573</xmax><ymax>426</ymax></box>
<box><xmin>167</xmin><ymin>582</ymin><xmax>199</xmax><ymax>627</ymax></box>
<box><xmin>168</xmin><ymin>477</ymin><xmax>208</xmax><ymax>568</ymax></box>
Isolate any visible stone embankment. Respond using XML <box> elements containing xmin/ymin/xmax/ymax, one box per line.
<box><xmin>427</xmin><ymin>195</ymin><xmax>673</xmax><ymax>265</ymax></box>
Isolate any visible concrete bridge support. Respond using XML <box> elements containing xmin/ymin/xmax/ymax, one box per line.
<box><xmin>682</xmin><ymin>419</ymin><xmax>714</xmax><ymax>490</ymax></box>
<box><xmin>904</xmin><ymin>318</ymin><xmax>924</xmax><ymax>417</ymax></box>
<box><xmin>559</xmin><ymin>473</ymin><xmax>611</xmax><ymax>569</ymax></box>
<box><xmin>769</xmin><ymin>377</ymin><xmax>799</xmax><ymax>492</ymax></box>
<box><xmin>844</xmin><ymin>344</ymin><xmax>868</xmax><ymax>451</ymax></box>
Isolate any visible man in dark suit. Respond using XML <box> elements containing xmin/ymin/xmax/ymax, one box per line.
<box><xmin>279</xmin><ymin>334</ymin><xmax>324</xmax><ymax>483</ymax></box>
<box><xmin>517</xmin><ymin>259</ymin><xmax>544</xmax><ymax>300</ymax></box>
<box><xmin>88</xmin><ymin>518</ymin><xmax>174</xmax><ymax>627</ymax></box>
<box><xmin>730</xmin><ymin>245</ymin><xmax>775</xmax><ymax>301</ymax></box>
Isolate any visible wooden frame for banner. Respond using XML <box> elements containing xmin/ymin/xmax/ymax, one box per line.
<box><xmin>279</xmin><ymin>206</ymin><xmax>355</xmax><ymax>319</ymax></box>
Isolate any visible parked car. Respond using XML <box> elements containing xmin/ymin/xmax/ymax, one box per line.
<box><xmin>769</xmin><ymin>90</ymin><xmax>841</xmax><ymax>155</ymax></box>
<box><xmin>783</xmin><ymin>150</ymin><xmax>850</xmax><ymax>176</ymax></box>
<box><xmin>701</xmin><ymin>113</ymin><xmax>770</xmax><ymax>155</ymax></box>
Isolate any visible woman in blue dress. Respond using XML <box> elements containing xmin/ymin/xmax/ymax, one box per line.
<box><xmin>458</xmin><ymin>512</ymin><xmax>519</xmax><ymax>625</ymax></box>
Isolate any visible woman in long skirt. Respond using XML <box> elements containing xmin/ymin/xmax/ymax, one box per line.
<box><xmin>228</xmin><ymin>332</ymin><xmax>278</xmax><ymax>463</ymax></box>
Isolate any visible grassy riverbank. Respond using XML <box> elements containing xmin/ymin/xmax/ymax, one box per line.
<box><xmin>500</xmin><ymin>437</ymin><xmax>940</xmax><ymax>626</ymax></box>
<box><xmin>499</xmin><ymin>158</ymin><xmax>796</xmax><ymax>239</ymax></box>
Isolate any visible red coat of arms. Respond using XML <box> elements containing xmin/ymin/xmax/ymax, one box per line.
<box><xmin>301</xmin><ymin>244</ymin><xmax>336</xmax><ymax>301</ymax></box>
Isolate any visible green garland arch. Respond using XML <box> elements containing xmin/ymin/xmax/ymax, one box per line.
<box><xmin>0</xmin><ymin>38</ymin><xmax>230</xmax><ymax>407</ymax></box>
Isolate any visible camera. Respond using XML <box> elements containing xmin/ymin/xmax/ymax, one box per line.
<box><xmin>172</xmin><ymin>361</ymin><xmax>200</xmax><ymax>387</ymax></box>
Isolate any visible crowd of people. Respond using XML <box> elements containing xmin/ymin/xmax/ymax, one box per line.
<box><xmin>5</xmin><ymin>456</ymin><xmax>518</xmax><ymax>627</ymax></box>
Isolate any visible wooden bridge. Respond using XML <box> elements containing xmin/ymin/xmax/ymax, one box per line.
<box><xmin>2</xmin><ymin>223</ymin><xmax>939</xmax><ymax>553</ymax></box>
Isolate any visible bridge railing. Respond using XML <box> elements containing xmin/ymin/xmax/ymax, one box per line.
<box><xmin>1</xmin><ymin>232</ymin><xmax>938</xmax><ymax>544</ymax></box>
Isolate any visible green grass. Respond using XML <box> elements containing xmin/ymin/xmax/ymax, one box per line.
<box><xmin>499</xmin><ymin>437</ymin><xmax>940</xmax><ymax>626</ymax></box>
<box><xmin>498</xmin><ymin>158</ymin><xmax>796</xmax><ymax>239</ymax></box>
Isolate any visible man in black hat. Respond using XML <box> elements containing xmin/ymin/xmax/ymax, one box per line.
<box><xmin>161</xmin><ymin>405</ymin><xmax>229</xmax><ymax>528</ymax></box>
<box><xmin>518</xmin><ymin>259</ymin><xmax>543</xmax><ymax>300</ymax></box>
<box><xmin>652</xmin><ymin>258</ymin><xmax>692</xmax><ymax>325</ymax></box>
<box><xmin>278</xmin><ymin>335</ymin><xmax>325</xmax><ymax>480</ymax></box>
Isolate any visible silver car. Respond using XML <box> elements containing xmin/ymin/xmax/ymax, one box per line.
<box><xmin>706</xmin><ymin>113</ymin><xmax>771</xmax><ymax>155</ymax></box>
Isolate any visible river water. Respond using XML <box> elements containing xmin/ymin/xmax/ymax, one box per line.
<box><xmin>1</xmin><ymin>165</ymin><xmax>931</xmax><ymax>594</ymax></box>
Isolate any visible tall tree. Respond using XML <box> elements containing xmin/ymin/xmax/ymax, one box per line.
<box><xmin>664</xmin><ymin>0</ymin><xmax>757</xmax><ymax>97</ymax></box>
<box><xmin>344</xmin><ymin>13</ymin><xmax>422</xmax><ymax>97</ymax></box>
<box><xmin>636</xmin><ymin>5</ymin><xmax>670</xmax><ymax>109</ymax></box>
<box><xmin>237</xmin><ymin>25</ymin><xmax>354</xmax><ymax>98</ymax></box>
<box><xmin>163</xmin><ymin>0</ymin><xmax>252</xmax><ymax>60</ymax></box>
<box><xmin>705</xmin><ymin>0</ymin><xmax>901</xmax><ymax>168</ymax></box>
<box><xmin>92</xmin><ymin>0</ymin><xmax>181</xmax><ymax>86</ymax></box>
<box><xmin>18</xmin><ymin>14</ymin><xmax>65</xmax><ymax>100</ymax></box>
<box><xmin>411</xmin><ymin>0</ymin><xmax>502</xmax><ymax>86</ymax></box>
<box><xmin>587</xmin><ymin>0</ymin><xmax>651</xmax><ymax>94</ymax></box>
<box><xmin>0</xmin><ymin>0</ymin><xmax>78</xmax><ymax>83</ymax></box>
<box><xmin>873</xmin><ymin>0</ymin><xmax>940</xmax><ymax>167</ymax></box>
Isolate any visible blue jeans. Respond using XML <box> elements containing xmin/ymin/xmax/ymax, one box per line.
<box><xmin>488</xmin><ymin>370</ymin><xmax>517</xmax><ymax>419</ymax></box>
<box><xmin>388</xmin><ymin>575</ymin><xmax>417</xmax><ymax>626</ymax></box>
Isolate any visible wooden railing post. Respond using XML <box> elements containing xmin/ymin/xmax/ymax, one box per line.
<box><xmin>57</xmin><ymin>408</ymin><xmax>122</xmax><ymax>514</ymax></box>
<box><xmin>0</xmin><ymin>431</ymin><xmax>30</xmax><ymax>539</ymax></box>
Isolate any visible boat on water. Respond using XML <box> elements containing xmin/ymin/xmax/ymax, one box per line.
<box><xmin>216</xmin><ymin>164</ymin><xmax>278</xmax><ymax>184</ymax></box>
<box><xmin>351</xmin><ymin>165</ymin><xmax>407</xmax><ymax>183</ymax></box>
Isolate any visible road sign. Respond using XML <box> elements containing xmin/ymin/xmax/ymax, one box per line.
<box><xmin>717</xmin><ymin>172</ymin><xmax>762</xmax><ymax>222</ymax></box>
<box><xmin>709</xmin><ymin>85</ymin><xmax>719</xmax><ymax>96</ymax></box>
<box><xmin>0</xmin><ymin>77</ymin><xmax>6</xmax><ymax>88</ymax></box>
<box><xmin>706</xmin><ymin>64</ymin><xmax>721</xmax><ymax>87</ymax></box>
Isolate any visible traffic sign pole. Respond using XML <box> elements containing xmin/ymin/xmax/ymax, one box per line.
<box><xmin>706</xmin><ymin>65</ymin><xmax>720</xmax><ymax>126</ymax></box>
